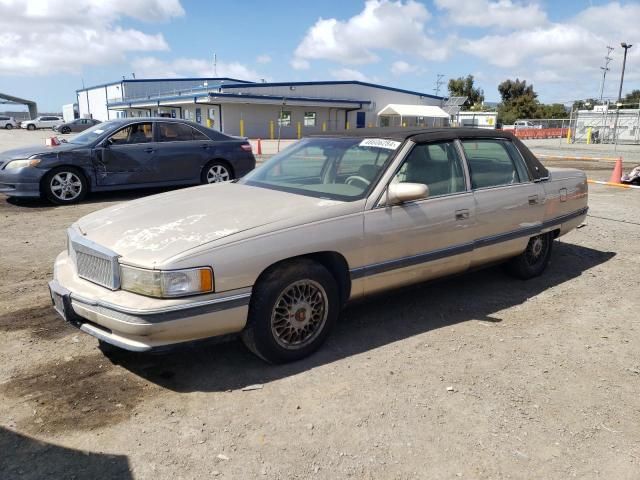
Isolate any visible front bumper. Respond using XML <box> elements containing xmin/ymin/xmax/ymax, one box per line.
<box><xmin>0</xmin><ymin>167</ymin><xmax>45</xmax><ymax>197</ymax></box>
<box><xmin>50</xmin><ymin>251</ymin><xmax>250</xmax><ymax>352</ymax></box>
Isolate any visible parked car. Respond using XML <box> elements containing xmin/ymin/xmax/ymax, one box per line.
<box><xmin>0</xmin><ymin>118</ymin><xmax>255</xmax><ymax>204</ymax></box>
<box><xmin>48</xmin><ymin>128</ymin><xmax>588</xmax><ymax>363</ymax></box>
<box><xmin>514</xmin><ymin>120</ymin><xmax>542</xmax><ymax>129</ymax></box>
<box><xmin>21</xmin><ymin>116</ymin><xmax>64</xmax><ymax>130</ymax></box>
<box><xmin>0</xmin><ymin>116</ymin><xmax>17</xmax><ymax>130</ymax></box>
<box><xmin>53</xmin><ymin>118</ymin><xmax>101</xmax><ymax>134</ymax></box>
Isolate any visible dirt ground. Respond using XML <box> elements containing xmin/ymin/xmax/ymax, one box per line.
<box><xmin>1</xmin><ymin>132</ymin><xmax>639</xmax><ymax>479</ymax></box>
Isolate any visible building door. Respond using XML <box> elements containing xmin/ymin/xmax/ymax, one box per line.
<box><xmin>356</xmin><ymin>111</ymin><xmax>366</xmax><ymax>128</ymax></box>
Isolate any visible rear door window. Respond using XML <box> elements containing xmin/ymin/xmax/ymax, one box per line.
<box><xmin>461</xmin><ymin>140</ymin><xmax>527</xmax><ymax>189</ymax></box>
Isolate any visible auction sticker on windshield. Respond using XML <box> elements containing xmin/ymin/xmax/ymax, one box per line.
<box><xmin>359</xmin><ymin>138</ymin><xmax>401</xmax><ymax>150</ymax></box>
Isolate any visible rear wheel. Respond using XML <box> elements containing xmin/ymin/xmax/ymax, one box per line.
<box><xmin>505</xmin><ymin>232</ymin><xmax>553</xmax><ymax>279</ymax></box>
<box><xmin>201</xmin><ymin>161</ymin><xmax>233</xmax><ymax>184</ymax></box>
<box><xmin>42</xmin><ymin>167</ymin><xmax>88</xmax><ymax>205</ymax></box>
<box><xmin>242</xmin><ymin>259</ymin><xmax>340</xmax><ymax>363</ymax></box>
<box><xmin>5</xmin><ymin>124</ymin><xmax>13</xmax><ymax>130</ymax></box>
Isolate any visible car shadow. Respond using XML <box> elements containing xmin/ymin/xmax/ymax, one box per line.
<box><xmin>4</xmin><ymin>186</ymin><xmax>185</xmax><ymax>209</ymax></box>
<box><xmin>104</xmin><ymin>241</ymin><xmax>614</xmax><ymax>393</ymax></box>
<box><xmin>0</xmin><ymin>427</ymin><xmax>132</xmax><ymax>480</ymax></box>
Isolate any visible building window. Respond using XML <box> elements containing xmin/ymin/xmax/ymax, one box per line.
<box><xmin>304</xmin><ymin>112</ymin><xmax>316</xmax><ymax>127</ymax></box>
<box><xmin>278</xmin><ymin>111</ymin><xmax>292</xmax><ymax>127</ymax></box>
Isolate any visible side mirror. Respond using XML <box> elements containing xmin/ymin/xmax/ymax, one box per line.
<box><xmin>386</xmin><ymin>182</ymin><xmax>429</xmax><ymax>206</ymax></box>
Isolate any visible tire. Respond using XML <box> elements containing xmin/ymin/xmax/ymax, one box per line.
<box><xmin>27</xmin><ymin>124</ymin><xmax>35</xmax><ymax>131</ymax></box>
<box><xmin>505</xmin><ymin>232</ymin><xmax>553</xmax><ymax>280</ymax></box>
<box><xmin>42</xmin><ymin>167</ymin><xmax>88</xmax><ymax>205</ymax></box>
<box><xmin>241</xmin><ymin>259</ymin><xmax>340</xmax><ymax>363</ymax></box>
<box><xmin>5</xmin><ymin>124</ymin><xmax>13</xmax><ymax>130</ymax></box>
<box><xmin>201</xmin><ymin>161</ymin><xmax>233</xmax><ymax>184</ymax></box>
<box><xmin>61</xmin><ymin>126</ymin><xmax>71</xmax><ymax>134</ymax></box>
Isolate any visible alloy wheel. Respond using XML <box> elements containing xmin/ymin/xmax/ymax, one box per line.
<box><xmin>206</xmin><ymin>164</ymin><xmax>230</xmax><ymax>183</ymax></box>
<box><xmin>50</xmin><ymin>172</ymin><xmax>83</xmax><ymax>201</ymax></box>
<box><xmin>270</xmin><ymin>279</ymin><xmax>329</xmax><ymax>350</ymax></box>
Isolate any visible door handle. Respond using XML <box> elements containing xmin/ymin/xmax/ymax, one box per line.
<box><xmin>144</xmin><ymin>147</ymin><xmax>154</xmax><ymax>153</ymax></box>
<box><xmin>455</xmin><ymin>209</ymin><xmax>470</xmax><ymax>220</ymax></box>
<box><xmin>528</xmin><ymin>195</ymin><xmax>538</xmax><ymax>205</ymax></box>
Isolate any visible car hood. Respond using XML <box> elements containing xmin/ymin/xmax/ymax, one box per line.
<box><xmin>0</xmin><ymin>143</ymin><xmax>79</xmax><ymax>164</ymax></box>
<box><xmin>75</xmin><ymin>183</ymin><xmax>352</xmax><ymax>266</ymax></box>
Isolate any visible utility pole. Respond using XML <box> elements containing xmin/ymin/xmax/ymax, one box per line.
<box><xmin>213</xmin><ymin>53</ymin><xmax>218</xmax><ymax>77</ymax></box>
<box><xmin>434</xmin><ymin>74</ymin><xmax>445</xmax><ymax>96</ymax></box>
<box><xmin>598</xmin><ymin>45</ymin><xmax>614</xmax><ymax>102</ymax></box>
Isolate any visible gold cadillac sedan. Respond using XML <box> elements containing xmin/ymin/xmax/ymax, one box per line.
<box><xmin>49</xmin><ymin>128</ymin><xmax>588</xmax><ymax>363</ymax></box>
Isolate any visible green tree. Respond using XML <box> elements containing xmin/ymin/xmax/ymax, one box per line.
<box><xmin>497</xmin><ymin>78</ymin><xmax>538</xmax><ymax>124</ymax></box>
<box><xmin>622</xmin><ymin>89</ymin><xmax>640</xmax><ymax>108</ymax></box>
<box><xmin>536</xmin><ymin>103</ymin><xmax>569</xmax><ymax>119</ymax></box>
<box><xmin>571</xmin><ymin>98</ymin><xmax>598</xmax><ymax>110</ymax></box>
<box><xmin>447</xmin><ymin>75</ymin><xmax>485</xmax><ymax>110</ymax></box>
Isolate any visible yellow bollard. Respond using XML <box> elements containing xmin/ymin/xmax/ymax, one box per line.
<box><xmin>322</xmin><ymin>121</ymin><xmax>327</xmax><ymax>132</ymax></box>
<box><xmin>566</xmin><ymin>127</ymin><xmax>571</xmax><ymax>144</ymax></box>
<box><xmin>586</xmin><ymin>127</ymin><xmax>592</xmax><ymax>144</ymax></box>
<box><xmin>240</xmin><ymin>119</ymin><xmax>245</xmax><ymax>138</ymax></box>
<box><xmin>297</xmin><ymin>122</ymin><xmax>301</xmax><ymax>139</ymax></box>
<box><xmin>269</xmin><ymin>120</ymin><xmax>274</xmax><ymax>140</ymax></box>
<box><xmin>206</xmin><ymin>118</ymin><xmax>212</xmax><ymax>128</ymax></box>
<box><xmin>368</xmin><ymin>123</ymin><xmax>373</xmax><ymax>128</ymax></box>
<box><xmin>346</xmin><ymin>121</ymin><xmax>350</xmax><ymax>130</ymax></box>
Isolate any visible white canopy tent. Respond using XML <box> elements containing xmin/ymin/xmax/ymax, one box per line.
<box><xmin>377</xmin><ymin>104</ymin><xmax>450</xmax><ymax>128</ymax></box>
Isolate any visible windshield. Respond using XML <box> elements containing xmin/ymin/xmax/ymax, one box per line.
<box><xmin>67</xmin><ymin>120</ymin><xmax>119</xmax><ymax>145</ymax></box>
<box><xmin>240</xmin><ymin>137</ymin><xmax>401</xmax><ymax>201</ymax></box>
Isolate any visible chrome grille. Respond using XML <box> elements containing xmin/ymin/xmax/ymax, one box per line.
<box><xmin>68</xmin><ymin>228</ymin><xmax>120</xmax><ymax>290</ymax></box>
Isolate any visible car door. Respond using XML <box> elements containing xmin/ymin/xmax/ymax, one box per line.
<box><xmin>460</xmin><ymin>138</ymin><xmax>546</xmax><ymax>268</ymax></box>
<box><xmin>94</xmin><ymin>121</ymin><xmax>158</xmax><ymax>186</ymax></box>
<box><xmin>154</xmin><ymin>121</ymin><xmax>208</xmax><ymax>182</ymax></box>
<box><xmin>361</xmin><ymin>140</ymin><xmax>476</xmax><ymax>295</ymax></box>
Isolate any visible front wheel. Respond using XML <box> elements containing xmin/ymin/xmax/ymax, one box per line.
<box><xmin>61</xmin><ymin>126</ymin><xmax>71</xmax><ymax>134</ymax></box>
<box><xmin>242</xmin><ymin>259</ymin><xmax>340</xmax><ymax>363</ymax></box>
<box><xmin>27</xmin><ymin>124</ymin><xmax>35</xmax><ymax>131</ymax></box>
<box><xmin>201</xmin><ymin>161</ymin><xmax>233</xmax><ymax>184</ymax></box>
<box><xmin>42</xmin><ymin>167</ymin><xmax>88</xmax><ymax>205</ymax></box>
<box><xmin>505</xmin><ymin>232</ymin><xmax>553</xmax><ymax>279</ymax></box>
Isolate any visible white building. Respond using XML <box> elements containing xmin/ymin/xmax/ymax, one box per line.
<box><xmin>76</xmin><ymin>77</ymin><xmax>444</xmax><ymax>139</ymax></box>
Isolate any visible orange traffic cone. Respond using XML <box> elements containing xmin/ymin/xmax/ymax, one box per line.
<box><xmin>257</xmin><ymin>138</ymin><xmax>262</xmax><ymax>155</ymax></box>
<box><xmin>608</xmin><ymin>157</ymin><xmax>623</xmax><ymax>184</ymax></box>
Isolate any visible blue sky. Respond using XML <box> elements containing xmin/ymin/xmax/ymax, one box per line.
<box><xmin>0</xmin><ymin>0</ymin><xmax>638</xmax><ymax>111</ymax></box>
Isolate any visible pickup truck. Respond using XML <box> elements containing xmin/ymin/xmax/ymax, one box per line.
<box><xmin>504</xmin><ymin>120</ymin><xmax>543</xmax><ymax>130</ymax></box>
<box><xmin>49</xmin><ymin>127</ymin><xmax>588</xmax><ymax>363</ymax></box>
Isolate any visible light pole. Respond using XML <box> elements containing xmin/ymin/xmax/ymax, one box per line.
<box><xmin>614</xmin><ymin>42</ymin><xmax>632</xmax><ymax>148</ymax></box>
<box><xmin>617</xmin><ymin>42</ymin><xmax>632</xmax><ymax>102</ymax></box>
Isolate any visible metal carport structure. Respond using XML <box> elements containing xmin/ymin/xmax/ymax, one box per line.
<box><xmin>0</xmin><ymin>93</ymin><xmax>37</xmax><ymax>119</ymax></box>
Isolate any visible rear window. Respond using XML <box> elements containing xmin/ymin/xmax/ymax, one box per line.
<box><xmin>461</xmin><ymin>140</ymin><xmax>528</xmax><ymax>189</ymax></box>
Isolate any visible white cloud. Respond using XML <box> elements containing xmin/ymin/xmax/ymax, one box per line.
<box><xmin>256</xmin><ymin>54</ymin><xmax>272</xmax><ymax>64</ymax></box>
<box><xmin>330</xmin><ymin>68</ymin><xmax>369</xmax><ymax>82</ymax></box>
<box><xmin>0</xmin><ymin>0</ymin><xmax>183</xmax><ymax>75</ymax></box>
<box><xmin>391</xmin><ymin>60</ymin><xmax>419</xmax><ymax>76</ymax></box>
<box><xmin>292</xmin><ymin>0</ymin><xmax>448</xmax><ymax>67</ymax></box>
<box><xmin>434</xmin><ymin>0</ymin><xmax>547</xmax><ymax>29</ymax></box>
<box><xmin>132</xmin><ymin>57</ymin><xmax>264</xmax><ymax>81</ymax></box>
<box><xmin>290</xmin><ymin>58</ymin><xmax>310</xmax><ymax>70</ymax></box>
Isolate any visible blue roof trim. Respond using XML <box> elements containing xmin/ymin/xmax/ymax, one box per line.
<box><xmin>77</xmin><ymin>77</ymin><xmax>253</xmax><ymax>94</ymax></box>
<box><xmin>220</xmin><ymin>80</ymin><xmax>443</xmax><ymax>100</ymax></box>
<box><xmin>108</xmin><ymin>91</ymin><xmax>371</xmax><ymax>108</ymax></box>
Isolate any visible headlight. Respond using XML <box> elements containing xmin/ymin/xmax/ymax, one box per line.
<box><xmin>120</xmin><ymin>265</ymin><xmax>214</xmax><ymax>298</ymax></box>
<box><xmin>5</xmin><ymin>158</ymin><xmax>41</xmax><ymax>169</ymax></box>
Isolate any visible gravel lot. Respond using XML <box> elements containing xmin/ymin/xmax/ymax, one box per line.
<box><xmin>1</xmin><ymin>129</ymin><xmax>639</xmax><ymax>479</ymax></box>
